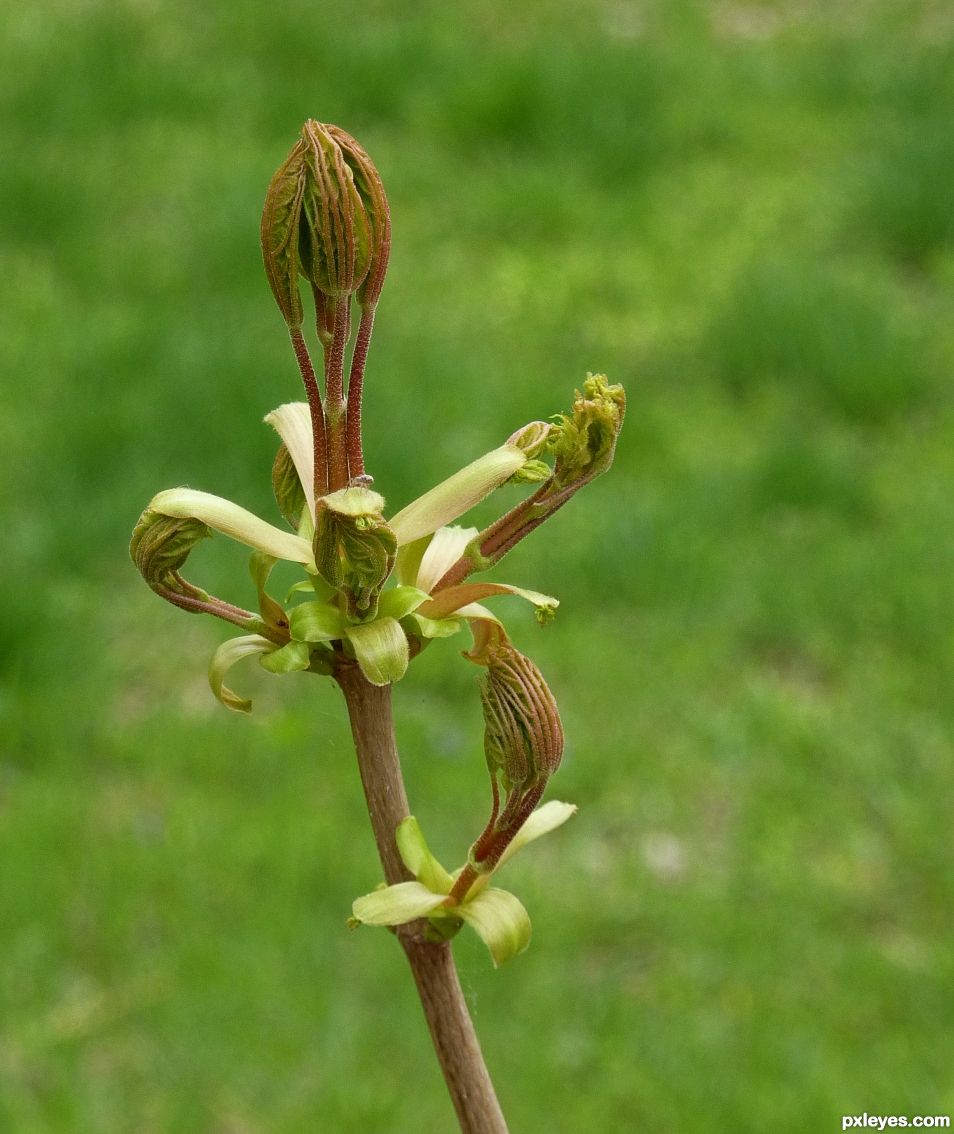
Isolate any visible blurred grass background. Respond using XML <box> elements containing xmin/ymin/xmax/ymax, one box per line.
<box><xmin>2</xmin><ymin>0</ymin><xmax>953</xmax><ymax>1130</ymax></box>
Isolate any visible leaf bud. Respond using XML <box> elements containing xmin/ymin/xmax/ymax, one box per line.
<box><xmin>549</xmin><ymin>373</ymin><xmax>626</xmax><ymax>489</ymax></box>
<box><xmin>260</xmin><ymin>121</ymin><xmax>390</xmax><ymax>329</ymax></box>
<box><xmin>509</xmin><ymin>459</ymin><xmax>551</xmax><ymax>485</ymax></box>
<box><xmin>130</xmin><ymin>508</ymin><xmax>211</xmax><ymax>602</ymax></box>
<box><xmin>480</xmin><ymin>642</ymin><xmax>564</xmax><ymax>793</ymax></box>
<box><xmin>313</xmin><ymin>487</ymin><xmax>397</xmax><ymax>618</ymax></box>
<box><xmin>322</xmin><ymin>124</ymin><xmax>391</xmax><ymax>308</ymax></box>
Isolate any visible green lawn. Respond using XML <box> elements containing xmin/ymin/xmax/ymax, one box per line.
<box><xmin>2</xmin><ymin>1</ymin><xmax>952</xmax><ymax>1130</ymax></box>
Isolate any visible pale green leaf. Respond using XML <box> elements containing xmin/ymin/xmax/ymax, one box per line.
<box><xmin>343</xmin><ymin>617</ymin><xmax>409</xmax><ymax>685</ymax></box>
<box><xmin>403</xmin><ymin>612</ymin><xmax>463</xmax><ymax>640</ymax></box>
<box><xmin>376</xmin><ymin>586</ymin><xmax>429</xmax><ymax>621</ymax></box>
<box><xmin>249</xmin><ymin>552</ymin><xmax>288</xmax><ymax>630</ymax></box>
<box><xmin>352</xmin><ymin>881</ymin><xmax>447</xmax><ymax>926</ymax></box>
<box><xmin>395</xmin><ymin>533</ymin><xmax>432</xmax><ymax>587</ymax></box>
<box><xmin>288</xmin><ymin>601</ymin><xmax>346</xmax><ymax>643</ymax></box>
<box><xmin>500</xmin><ymin>801</ymin><xmax>578</xmax><ymax>865</ymax></box>
<box><xmin>151</xmin><ymin>488</ymin><xmax>314</xmax><ymax>568</ymax></box>
<box><xmin>389</xmin><ymin>447</ymin><xmax>526</xmax><ymax>546</ymax></box>
<box><xmin>285</xmin><ymin>575</ymin><xmax>336</xmax><ymax>604</ymax></box>
<box><xmin>467</xmin><ymin>801</ymin><xmax>579</xmax><ymax>901</ymax></box>
<box><xmin>396</xmin><ymin>817</ymin><xmax>454</xmax><ymax>894</ymax></box>
<box><xmin>264</xmin><ymin>402</ymin><xmax>316</xmax><ymax>521</ymax></box>
<box><xmin>258</xmin><ymin>639</ymin><xmax>312</xmax><ymax>674</ymax></box>
<box><xmin>456</xmin><ymin>887</ymin><xmax>532</xmax><ymax>966</ymax></box>
<box><xmin>208</xmin><ymin>634</ymin><xmax>275</xmax><ymax>713</ymax></box>
<box><xmin>415</xmin><ymin>525</ymin><xmax>478</xmax><ymax>593</ymax></box>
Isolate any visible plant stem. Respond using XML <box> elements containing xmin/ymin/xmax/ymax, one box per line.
<box><xmin>335</xmin><ymin>664</ymin><xmax>509</xmax><ymax>1134</ymax></box>
<box><xmin>344</xmin><ymin>305</ymin><xmax>376</xmax><ymax>480</ymax></box>
<box><xmin>325</xmin><ymin>299</ymin><xmax>351</xmax><ymax>490</ymax></box>
<box><xmin>289</xmin><ymin>328</ymin><xmax>328</xmax><ymax>498</ymax></box>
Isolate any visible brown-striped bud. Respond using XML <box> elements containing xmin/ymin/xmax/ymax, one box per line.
<box><xmin>322</xmin><ymin>124</ymin><xmax>391</xmax><ymax>308</ymax></box>
<box><xmin>481</xmin><ymin>643</ymin><xmax>564</xmax><ymax>792</ymax></box>
<box><xmin>467</xmin><ymin>641</ymin><xmax>564</xmax><ymax>872</ymax></box>
<box><xmin>260</xmin><ymin>121</ymin><xmax>390</xmax><ymax>330</ymax></box>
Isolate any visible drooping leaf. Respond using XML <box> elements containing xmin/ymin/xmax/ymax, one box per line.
<box><xmin>343</xmin><ymin>617</ymin><xmax>409</xmax><ymax>685</ymax></box>
<box><xmin>352</xmin><ymin>881</ymin><xmax>447</xmax><ymax>926</ymax></box>
<box><xmin>249</xmin><ymin>552</ymin><xmax>288</xmax><ymax>632</ymax></box>
<box><xmin>208</xmin><ymin>634</ymin><xmax>276</xmax><ymax>713</ymax></box>
<box><xmin>258</xmin><ymin>639</ymin><xmax>312</xmax><ymax>674</ymax></box>
<box><xmin>455</xmin><ymin>887</ymin><xmax>532</xmax><ymax>967</ymax></box>
<box><xmin>421</xmin><ymin>582</ymin><xmax>558</xmax><ymax>621</ymax></box>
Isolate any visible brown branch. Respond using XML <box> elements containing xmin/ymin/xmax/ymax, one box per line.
<box><xmin>335</xmin><ymin>664</ymin><xmax>509</xmax><ymax>1134</ymax></box>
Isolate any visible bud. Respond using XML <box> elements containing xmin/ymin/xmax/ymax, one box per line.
<box><xmin>313</xmin><ymin>486</ymin><xmax>397</xmax><ymax>618</ymax></box>
<box><xmin>260</xmin><ymin>121</ymin><xmax>390</xmax><ymax>330</ymax></box>
<box><xmin>260</xmin><ymin>140</ymin><xmax>308</xmax><ymax>330</ymax></box>
<box><xmin>448</xmin><ymin>641</ymin><xmax>567</xmax><ymax>881</ymax></box>
<box><xmin>480</xmin><ymin>643</ymin><xmax>564</xmax><ymax>794</ymax></box>
<box><xmin>297</xmin><ymin>120</ymin><xmax>372</xmax><ymax>303</ymax></box>
<box><xmin>130</xmin><ymin>508</ymin><xmax>211</xmax><ymax>602</ymax></box>
<box><xmin>507</xmin><ymin>420</ymin><xmax>552</xmax><ymax>459</ymax></box>
<box><xmin>509</xmin><ymin>459</ymin><xmax>551</xmax><ymax>485</ymax></box>
<box><xmin>272</xmin><ymin>442</ymin><xmax>308</xmax><ymax>529</ymax></box>
<box><xmin>323</xmin><ymin>124</ymin><xmax>391</xmax><ymax>308</ymax></box>
<box><xmin>549</xmin><ymin>373</ymin><xmax>626</xmax><ymax>489</ymax></box>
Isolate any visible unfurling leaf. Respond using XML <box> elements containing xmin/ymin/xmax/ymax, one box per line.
<box><xmin>549</xmin><ymin>373</ymin><xmax>626</xmax><ymax>490</ymax></box>
<box><xmin>208</xmin><ymin>634</ymin><xmax>277</xmax><ymax>713</ymax></box>
<box><xmin>130</xmin><ymin>508</ymin><xmax>211</xmax><ymax>599</ymax></box>
<box><xmin>313</xmin><ymin>486</ymin><xmax>396</xmax><ymax>618</ymax></box>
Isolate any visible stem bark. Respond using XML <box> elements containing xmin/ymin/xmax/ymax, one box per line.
<box><xmin>335</xmin><ymin>664</ymin><xmax>509</xmax><ymax>1134</ymax></box>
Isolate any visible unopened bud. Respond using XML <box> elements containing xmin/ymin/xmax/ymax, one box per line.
<box><xmin>480</xmin><ymin>643</ymin><xmax>564</xmax><ymax>793</ymax></box>
<box><xmin>260</xmin><ymin>140</ymin><xmax>308</xmax><ymax>330</ymax></box>
<box><xmin>323</xmin><ymin>124</ymin><xmax>391</xmax><ymax>308</ymax></box>
<box><xmin>297</xmin><ymin>120</ymin><xmax>372</xmax><ymax>303</ymax></box>
<box><xmin>130</xmin><ymin>508</ymin><xmax>211</xmax><ymax>601</ymax></box>
<box><xmin>261</xmin><ymin>121</ymin><xmax>390</xmax><ymax>329</ymax></box>
<box><xmin>313</xmin><ymin>487</ymin><xmax>396</xmax><ymax>618</ymax></box>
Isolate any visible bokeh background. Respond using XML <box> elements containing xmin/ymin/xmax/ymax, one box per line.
<box><xmin>2</xmin><ymin>1</ymin><xmax>953</xmax><ymax>1130</ymax></box>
